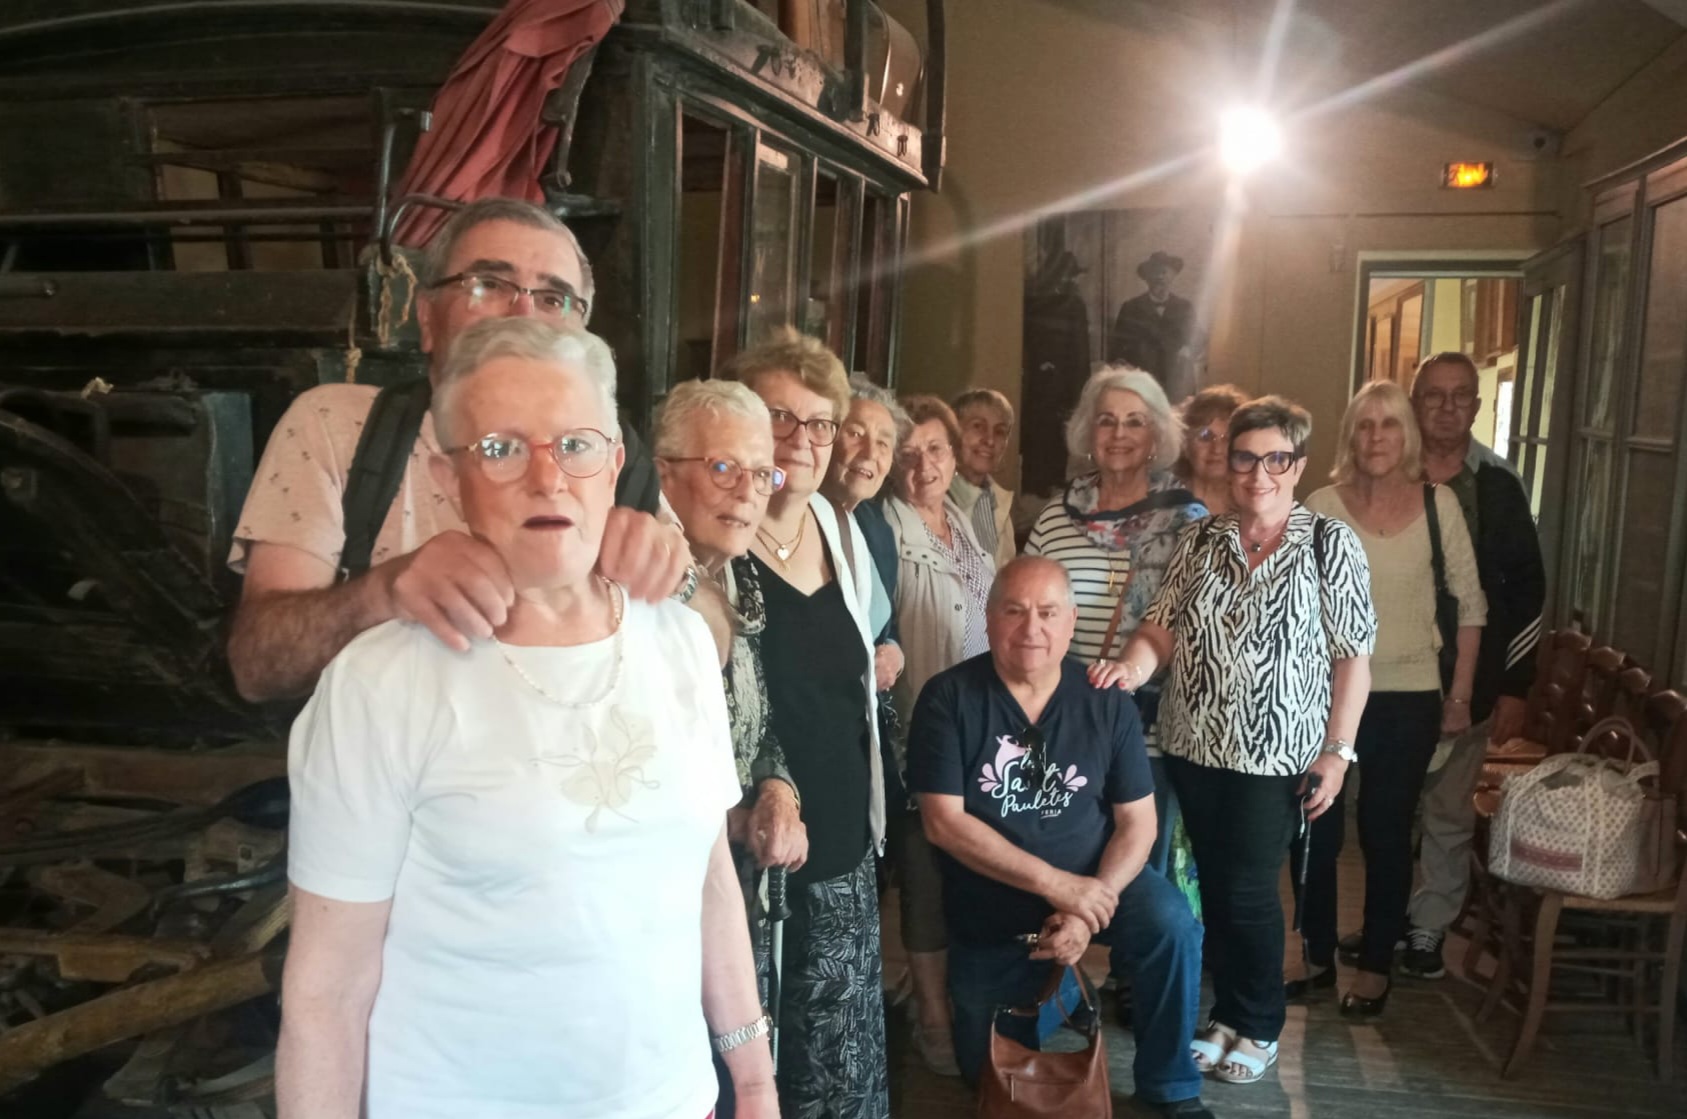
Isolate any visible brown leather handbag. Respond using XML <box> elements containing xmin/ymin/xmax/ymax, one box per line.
<box><xmin>978</xmin><ymin>965</ymin><xmax>1112</xmax><ymax>1119</ymax></box>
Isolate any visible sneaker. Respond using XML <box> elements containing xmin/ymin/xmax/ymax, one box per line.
<box><xmin>1133</xmin><ymin>1096</ymin><xmax>1215</xmax><ymax>1119</ymax></box>
<box><xmin>915</xmin><ymin>1025</ymin><xmax>961</xmax><ymax>1077</ymax></box>
<box><xmin>1399</xmin><ymin>928</ymin><xmax>1447</xmax><ymax>979</ymax></box>
<box><xmin>1337</xmin><ymin>930</ymin><xmax>1406</xmax><ymax>965</ymax></box>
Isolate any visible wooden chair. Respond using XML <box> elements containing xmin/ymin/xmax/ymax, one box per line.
<box><xmin>1478</xmin><ymin>688</ymin><xmax>1687</xmax><ymax>1079</ymax></box>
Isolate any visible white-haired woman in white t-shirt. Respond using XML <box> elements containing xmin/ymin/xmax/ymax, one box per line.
<box><xmin>277</xmin><ymin>318</ymin><xmax>777</xmax><ymax>1119</ymax></box>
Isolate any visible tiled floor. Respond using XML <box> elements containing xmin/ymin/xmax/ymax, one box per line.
<box><xmin>882</xmin><ymin>846</ymin><xmax>1685</xmax><ymax>1118</ymax></box>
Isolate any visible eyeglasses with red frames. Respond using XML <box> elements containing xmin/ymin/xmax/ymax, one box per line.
<box><xmin>660</xmin><ymin>456</ymin><xmax>787</xmax><ymax>496</ymax></box>
<box><xmin>444</xmin><ymin>430</ymin><xmax>619</xmax><ymax>482</ymax></box>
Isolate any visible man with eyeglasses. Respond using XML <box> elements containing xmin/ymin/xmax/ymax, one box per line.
<box><xmin>228</xmin><ymin>197</ymin><xmax>690</xmax><ymax>702</ymax></box>
<box><xmin>1361</xmin><ymin>351</ymin><xmax>1543</xmax><ymax>981</ymax></box>
<box><xmin>908</xmin><ymin>556</ymin><xmax>1209</xmax><ymax>1118</ymax></box>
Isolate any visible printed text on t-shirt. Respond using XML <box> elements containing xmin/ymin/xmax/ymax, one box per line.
<box><xmin>977</xmin><ymin>734</ymin><xmax>1090</xmax><ymax>818</ymax></box>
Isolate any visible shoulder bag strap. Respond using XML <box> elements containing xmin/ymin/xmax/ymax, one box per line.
<box><xmin>1424</xmin><ymin>484</ymin><xmax>1450</xmax><ymax>600</ymax></box>
<box><xmin>339</xmin><ymin>378</ymin><xmax>431</xmax><ymax>581</ymax></box>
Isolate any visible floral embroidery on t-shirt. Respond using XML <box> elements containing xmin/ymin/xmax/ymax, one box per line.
<box><xmin>538</xmin><ymin>708</ymin><xmax>660</xmax><ymax>832</ymax></box>
<box><xmin>977</xmin><ymin>733</ymin><xmax>1088</xmax><ymax>819</ymax></box>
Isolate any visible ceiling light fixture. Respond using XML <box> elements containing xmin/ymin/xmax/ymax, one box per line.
<box><xmin>1218</xmin><ymin>105</ymin><xmax>1283</xmax><ymax>176</ymax></box>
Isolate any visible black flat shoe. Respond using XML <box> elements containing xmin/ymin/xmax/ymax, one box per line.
<box><xmin>1284</xmin><ymin>966</ymin><xmax>1337</xmax><ymax>1001</ymax></box>
<box><xmin>1339</xmin><ymin>980</ymin><xmax>1392</xmax><ymax>1019</ymax></box>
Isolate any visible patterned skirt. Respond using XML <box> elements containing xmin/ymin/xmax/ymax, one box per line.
<box><xmin>775</xmin><ymin>852</ymin><xmax>889</xmax><ymax>1119</ymax></box>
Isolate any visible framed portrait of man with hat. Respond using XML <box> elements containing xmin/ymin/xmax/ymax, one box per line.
<box><xmin>1107</xmin><ymin>249</ymin><xmax>1196</xmax><ymax>393</ymax></box>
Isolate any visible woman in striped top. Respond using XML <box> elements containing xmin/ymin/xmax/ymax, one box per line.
<box><xmin>1024</xmin><ymin>365</ymin><xmax>1206</xmax><ymax>878</ymax></box>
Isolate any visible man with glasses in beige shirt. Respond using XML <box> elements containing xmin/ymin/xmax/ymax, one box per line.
<box><xmin>227</xmin><ymin>198</ymin><xmax>690</xmax><ymax>703</ymax></box>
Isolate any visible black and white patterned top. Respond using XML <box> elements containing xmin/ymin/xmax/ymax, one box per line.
<box><xmin>1144</xmin><ymin>505</ymin><xmax>1378</xmax><ymax>776</ymax></box>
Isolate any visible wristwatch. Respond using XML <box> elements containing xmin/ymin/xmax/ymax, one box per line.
<box><xmin>1321</xmin><ymin>739</ymin><xmax>1358</xmax><ymax>764</ymax></box>
<box><xmin>712</xmin><ymin>1014</ymin><xmax>772</xmax><ymax>1053</ymax></box>
<box><xmin>672</xmin><ymin>562</ymin><xmax>701</xmax><ymax>605</ymax></box>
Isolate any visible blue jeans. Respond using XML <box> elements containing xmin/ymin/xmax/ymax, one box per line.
<box><xmin>947</xmin><ymin>871</ymin><xmax>1204</xmax><ymax>1104</ymax></box>
<box><xmin>1146</xmin><ymin>754</ymin><xmax>1180</xmax><ymax>878</ymax></box>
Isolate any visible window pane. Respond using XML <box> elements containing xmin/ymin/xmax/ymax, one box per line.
<box><xmin>1609</xmin><ymin>448</ymin><xmax>1678</xmax><ymax>657</ymax></box>
<box><xmin>1583</xmin><ymin>217</ymin><xmax>1632</xmax><ymax>432</ymax></box>
<box><xmin>1538</xmin><ymin>287</ymin><xmax>1564</xmax><ymax>443</ymax></box>
<box><xmin>677</xmin><ymin>114</ymin><xmax>732</xmax><ymax>383</ymax></box>
<box><xmin>748</xmin><ymin>146</ymin><xmax>799</xmax><ymax>343</ymax></box>
<box><xmin>1512</xmin><ymin>293</ymin><xmax>1544</xmax><ymax>455</ymax></box>
<box><xmin>1567</xmin><ymin>439</ymin><xmax>1613</xmax><ymax>627</ymax></box>
<box><xmin>1633</xmin><ymin>195</ymin><xmax>1687</xmax><ymax>439</ymax></box>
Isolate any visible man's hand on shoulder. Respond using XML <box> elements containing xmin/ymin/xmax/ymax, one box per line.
<box><xmin>598</xmin><ymin>508</ymin><xmax>692</xmax><ymax>603</ymax></box>
<box><xmin>382</xmin><ymin>530</ymin><xmax>514</xmax><ymax>652</ymax></box>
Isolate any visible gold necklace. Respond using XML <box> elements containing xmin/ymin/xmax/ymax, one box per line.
<box><xmin>756</xmin><ymin>511</ymin><xmax>806</xmax><ymax>563</ymax></box>
<box><xmin>493</xmin><ymin>577</ymin><xmax>625</xmax><ymax>708</ymax></box>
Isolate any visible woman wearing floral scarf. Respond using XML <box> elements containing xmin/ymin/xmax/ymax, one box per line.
<box><xmin>1025</xmin><ymin>365</ymin><xmax>1206</xmax><ymax>905</ymax></box>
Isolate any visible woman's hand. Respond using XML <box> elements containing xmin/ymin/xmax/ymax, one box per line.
<box><xmin>1088</xmin><ymin>659</ymin><xmax>1144</xmax><ymax>692</ymax></box>
<box><xmin>1299</xmin><ymin>752</ymin><xmax>1348</xmax><ymax>821</ymax></box>
<box><xmin>1441</xmin><ymin>697</ymin><xmax>1472</xmax><ymax>736</ymax></box>
<box><xmin>732</xmin><ymin>1077</ymin><xmax>780</xmax><ymax>1119</ymax></box>
<box><xmin>873</xmin><ymin>642</ymin><xmax>904</xmax><ymax>692</ymax></box>
<box><xmin>747</xmin><ymin>780</ymin><xmax>808</xmax><ymax>870</ymax></box>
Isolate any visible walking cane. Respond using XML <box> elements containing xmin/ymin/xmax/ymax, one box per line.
<box><xmin>1293</xmin><ymin>773</ymin><xmax>1321</xmax><ymax>933</ymax></box>
<box><xmin>766</xmin><ymin>866</ymin><xmax>791</xmax><ymax>1067</ymax></box>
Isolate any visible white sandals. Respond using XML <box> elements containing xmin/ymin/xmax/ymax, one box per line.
<box><xmin>1190</xmin><ymin>1021</ymin><xmax>1279</xmax><ymax>1084</ymax></box>
<box><xmin>1213</xmin><ymin>1038</ymin><xmax>1279</xmax><ymax>1085</ymax></box>
<box><xmin>1189</xmin><ymin>1021</ymin><xmax>1237</xmax><ymax>1073</ymax></box>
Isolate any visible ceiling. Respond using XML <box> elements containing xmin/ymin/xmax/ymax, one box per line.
<box><xmin>1255</xmin><ymin>0</ymin><xmax>1686</xmax><ymax>132</ymax></box>
<box><xmin>1045</xmin><ymin>0</ymin><xmax>1687</xmax><ymax>133</ymax></box>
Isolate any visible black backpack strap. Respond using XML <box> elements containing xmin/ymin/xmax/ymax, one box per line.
<box><xmin>1311</xmin><ymin>512</ymin><xmax>1330</xmax><ymax>580</ymax></box>
<box><xmin>339</xmin><ymin>378</ymin><xmax>432</xmax><ymax>580</ymax></box>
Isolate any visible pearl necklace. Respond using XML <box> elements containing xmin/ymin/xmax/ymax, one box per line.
<box><xmin>493</xmin><ymin>578</ymin><xmax>625</xmax><ymax>709</ymax></box>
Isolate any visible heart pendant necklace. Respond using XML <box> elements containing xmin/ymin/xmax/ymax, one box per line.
<box><xmin>756</xmin><ymin>512</ymin><xmax>806</xmax><ymax>565</ymax></box>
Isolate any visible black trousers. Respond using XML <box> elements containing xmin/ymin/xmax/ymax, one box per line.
<box><xmin>1291</xmin><ymin>690</ymin><xmax>1442</xmax><ymax>976</ymax></box>
<box><xmin>1164</xmin><ymin>756</ymin><xmax>1301</xmax><ymax>1042</ymax></box>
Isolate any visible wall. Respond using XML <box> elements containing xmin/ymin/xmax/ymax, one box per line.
<box><xmin>888</xmin><ymin>0</ymin><xmax>1564</xmax><ymax>485</ymax></box>
<box><xmin>1560</xmin><ymin>33</ymin><xmax>1687</xmax><ymax>213</ymax></box>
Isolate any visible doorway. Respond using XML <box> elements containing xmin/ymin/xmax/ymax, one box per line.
<box><xmin>1353</xmin><ymin>258</ymin><xmax>1524</xmax><ymax>453</ymax></box>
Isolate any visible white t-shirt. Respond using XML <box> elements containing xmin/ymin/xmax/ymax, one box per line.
<box><xmin>287</xmin><ymin>597</ymin><xmax>741</xmax><ymax>1119</ymax></box>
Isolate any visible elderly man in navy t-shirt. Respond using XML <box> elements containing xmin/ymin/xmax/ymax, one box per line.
<box><xmin>909</xmin><ymin>556</ymin><xmax>1207</xmax><ymax>1119</ymax></box>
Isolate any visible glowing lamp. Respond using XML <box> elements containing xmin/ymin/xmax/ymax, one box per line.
<box><xmin>1218</xmin><ymin>106</ymin><xmax>1283</xmax><ymax>176</ymax></box>
<box><xmin>1443</xmin><ymin>162</ymin><xmax>1495</xmax><ymax>189</ymax></box>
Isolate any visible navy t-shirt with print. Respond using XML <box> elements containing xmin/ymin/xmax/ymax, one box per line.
<box><xmin>908</xmin><ymin>653</ymin><xmax>1154</xmax><ymax>944</ymax></box>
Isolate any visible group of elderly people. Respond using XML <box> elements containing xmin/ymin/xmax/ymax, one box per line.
<box><xmin>274</xmin><ymin>197</ymin><xmax>1523</xmax><ymax>1119</ymax></box>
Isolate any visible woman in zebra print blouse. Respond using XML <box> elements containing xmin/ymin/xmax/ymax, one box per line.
<box><xmin>1092</xmin><ymin>396</ymin><xmax>1377</xmax><ymax>1087</ymax></box>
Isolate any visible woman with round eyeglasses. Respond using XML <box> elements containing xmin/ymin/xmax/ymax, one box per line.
<box><xmin>718</xmin><ymin>330</ymin><xmax>890</xmax><ymax>1119</ymax></box>
<box><xmin>279</xmin><ymin>319</ymin><xmax>775</xmax><ymax>1119</ymax></box>
<box><xmin>878</xmin><ymin>394</ymin><xmax>996</xmax><ymax>1077</ymax></box>
<box><xmin>1092</xmin><ymin>396</ymin><xmax>1376</xmax><ymax>1087</ymax></box>
<box><xmin>1175</xmin><ymin>383</ymin><xmax>1249</xmax><ymax>516</ymax></box>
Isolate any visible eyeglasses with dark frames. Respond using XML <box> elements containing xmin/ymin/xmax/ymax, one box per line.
<box><xmin>1228</xmin><ymin>449</ymin><xmax>1303</xmax><ymax>475</ymax></box>
<box><xmin>444</xmin><ymin>429</ymin><xmax>619</xmax><ymax>482</ymax></box>
<box><xmin>660</xmin><ymin>456</ymin><xmax>787</xmax><ymax>496</ymax></box>
<box><xmin>1414</xmin><ymin>388</ymin><xmax>1478</xmax><ymax>412</ymax></box>
<box><xmin>767</xmin><ymin>408</ymin><xmax>840</xmax><ymax>447</ymax></box>
<box><xmin>429</xmin><ymin>272</ymin><xmax>590</xmax><ymax>320</ymax></box>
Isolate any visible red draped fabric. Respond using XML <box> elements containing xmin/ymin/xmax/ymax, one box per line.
<box><xmin>393</xmin><ymin>0</ymin><xmax>624</xmax><ymax>247</ymax></box>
